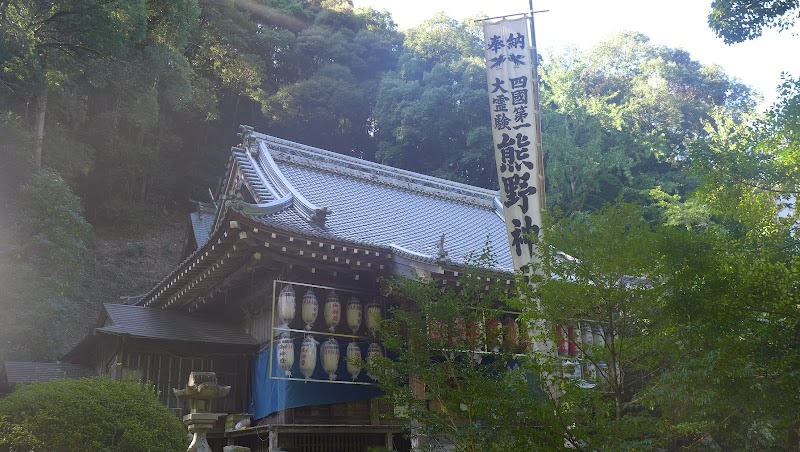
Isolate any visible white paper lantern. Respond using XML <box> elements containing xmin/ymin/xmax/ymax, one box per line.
<box><xmin>581</xmin><ymin>323</ymin><xmax>593</xmax><ymax>346</ymax></box>
<box><xmin>593</xmin><ymin>325</ymin><xmax>605</xmax><ymax>348</ymax></box>
<box><xmin>301</xmin><ymin>289</ymin><xmax>319</xmax><ymax>331</ymax></box>
<box><xmin>366</xmin><ymin>342</ymin><xmax>382</xmax><ymax>380</ymax></box>
<box><xmin>346</xmin><ymin>341</ymin><xmax>362</xmax><ymax>380</ymax></box>
<box><xmin>562</xmin><ymin>359</ymin><xmax>579</xmax><ymax>379</ymax></box>
<box><xmin>277</xmin><ymin>285</ymin><xmax>296</xmax><ymax>327</ymax></box>
<box><xmin>321</xmin><ymin>338</ymin><xmax>340</xmax><ymax>380</ymax></box>
<box><xmin>324</xmin><ymin>291</ymin><xmax>341</xmax><ymax>333</ymax></box>
<box><xmin>276</xmin><ymin>337</ymin><xmax>294</xmax><ymax>377</ymax></box>
<box><xmin>596</xmin><ymin>362</ymin><xmax>609</xmax><ymax>386</ymax></box>
<box><xmin>299</xmin><ymin>336</ymin><xmax>318</xmax><ymax>379</ymax></box>
<box><xmin>365</xmin><ymin>303</ymin><xmax>381</xmax><ymax>335</ymax></box>
<box><xmin>346</xmin><ymin>297</ymin><xmax>362</xmax><ymax>334</ymax></box>
<box><xmin>582</xmin><ymin>361</ymin><xmax>596</xmax><ymax>383</ymax></box>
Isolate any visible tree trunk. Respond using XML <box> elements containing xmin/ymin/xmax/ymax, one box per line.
<box><xmin>33</xmin><ymin>89</ymin><xmax>47</xmax><ymax>169</ymax></box>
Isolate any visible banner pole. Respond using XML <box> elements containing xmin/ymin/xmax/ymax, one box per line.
<box><xmin>528</xmin><ymin>0</ymin><xmax>546</xmax><ymax>212</ymax></box>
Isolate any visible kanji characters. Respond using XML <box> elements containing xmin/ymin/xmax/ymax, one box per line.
<box><xmin>510</xmin><ymin>216</ymin><xmax>539</xmax><ymax>257</ymax></box>
<box><xmin>509</xmin><ymin>76</ymin><xmax>527</xmax><ymax>89</ymax></box>
<box><xmin>492</xmin><ymin>94</ymin><xmax>509</xmax><ymax>112</ymax></box>
<box><xmin>487</xmin><ymin>35</ymin><xmax>505</xmax><ymax>53</ymax></box>
<box><xmin>507</xmin><ymin>32</ymin><xmax>525</xmax><ymax>49</ymax></box>
<box><xmin>496</xmin><ymin>132</ymin><xmax>534</xmax><ymax>173</ymax></box>
<box><xmin>494</xmin><ymin>113</ymin><xmax>511</xmax><ymax>130</ymax></box>
<box><xmin>502</xmin><ymin>172</ymin><xmax>537</xmax><ymax>213</ymax></box>
<box><xmin>491</xmin><ymin>77</ymin><xmax>508</xmax><ymax>93</ymax></box>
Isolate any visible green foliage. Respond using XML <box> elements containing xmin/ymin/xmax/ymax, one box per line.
<box><xmin>0</xmin><ymin>377</ymin><xmax>186</xmax><ymax>451</ymax></box>
<box><xmin>0</xmin><ymin>113</ymin><xmax>35</xmax><ymax>194</ymax></box>
<box><xmin>524</xmin><ymin>203</ymin><xmax>669</xmax><ymax>448</ymax></box>
<box><xmin>371</xmin><ymin>253</ymin><xmax>561</xmax><ymax>452</ymax></box>
<box><xmin>708</xmin><ymin>0</ymin><xmax>799</xmax><ymax>44</ymax></box>
<box><xmin>0</xmin><ymin>169</ymin><xmax>90</xmax><ymax>361</ymax></box>
<box><xmin>523</xmin><ymin>192</ymin><xmax>799</xmax><ymax>448</ymax></box>
<box><xmin>17</xmin><ymin>169</ymin><xmax>92</xmax><ymax>295</ymax></box>
<box><xmin>540</xmin><ymin>32</ymin><xmax>754</xmax><ymax>215</ymax></box>
<box><xmin>373</xmin><ymin>15</ymin><xmax>494</xmax><ymax>187</ymax></box>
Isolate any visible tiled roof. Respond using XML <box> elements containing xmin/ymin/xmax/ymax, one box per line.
<box><xmin>189</xmin><ymin>202</ymin><xmax>216</xmax><ymax>247</ymax></box>
<box><xmin>248</xmin><ymin>133</ymin><xmax>514</xmax><ymax>271</ymax></box>
<box><xmin>2</xmin><ymin>361</ymin><xmax>97</xmax><ymax>384</ymax></box>
<box><xmin>98</xmin><ymin>303</ymin><xmax>258</xmax><ymax>346</ymax></box>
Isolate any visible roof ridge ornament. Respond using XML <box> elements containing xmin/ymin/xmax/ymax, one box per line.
<box><xmin>227</xmin><ymin>195</ymin><xmax>294</xmax><ymax>217</ymax></box>
<box><xmin>436</xmin><ymin>233</ymin><xmax>450</xmax><ymax>264</ymax></box>
<box><xmin>311</xmin><ymin>207</ymin><xmax>331</xmax><ymax>226</ymax></box>
<box><xmin>237</xmin><ymin>125</ymin><xmax>255</xmax><ymax>150</ymax></box>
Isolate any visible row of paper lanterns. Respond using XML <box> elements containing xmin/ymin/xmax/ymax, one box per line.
<box><xmin>555</xmin><ymin>323</ymin><xmax>605</xmax><ymax>357</ymax></box>
<box><xmin>556</xmin><ymin>323</ymin><xmax>610</xmax><ymax>384</ymax></box>
<box><xmin>276</xmin><ymin>336</ymin><xmax>383</xmax><ymax>381</ymax></box>
<box><xmin>277</xmin><ymin>285</ymin><xmax>381</xmax><ymax>335</ymax></box>
<box><xmin>427</xmin><ymin>317</ymin><xmax>532</xmax><ymax>353</ymax></box>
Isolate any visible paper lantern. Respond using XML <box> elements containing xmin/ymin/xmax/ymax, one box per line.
<box><xmin>486</xmin><ymin>319</ymin><xmax>502</xmax><ymax>352</ymax></box>
<box><xmin>324</xmin><ymin>291</ymin><xmax>341</xmax><ymax>332</ymax></box>
<box><xmin>556</xmin><ymin>325</ymin><xmax>568</xmax><ymax>356</ymax></box>
<box><xmin>596</xmin><ymin>362</ymin><xmax>609</xmax><ymax>386</ymax></box>
<box><xmin>365</xmin><ymin>303</ymin><xmax>382</xmax><ymax>335</ymax></box>
<box><xmin>276</xmin><ymin>337</ymin><xmax>294</xmax><ymax>377</ymax></box>
<box><xmin>366</xmin><ymin>342</ymin><xmax>382</xmax><ymax>380</ymax></box>
<box><xmin>581</xmin><ymin>323</ymin><xmax>594</xmax><ymax>346</ymax></box>
<box><xmin>502</xmin><ymin>318</ymin><xmax>519</xmax><ymax>351</ymax></box>
<box><xmin>428</xmin><ymin>319</ymin><xmax>445</xmax><ymax>340</ymax></box>
<box><xmin>593</xmin><ymin>325</ymin><xmax>605</xmax><ymax>348</ymax></box>
<box><xmin>321</xmin><ymin>338</ymin><xmax>340</xmax><ymax>381</ymax></box>
<box><xmin>562</xmin><ymin>359</ymin><xmax>579</xmax><ymax>379</ymax></box>
<box><xmin>449</xmin><ymin>318</ymin><xmax>467</xmax><ymax>347</ymax></box>
<box><xmin>301</xmin><ymin>289</ymin><xmax>319</xmax><ymax>331</ymax></box>
<box><xmin>346</xmin><ymin>341</ymin><xmax>362</xmax><ymax>380</ymax></box>
<box><xmin>299</xmin><ymin>336</ymin><xmax>318</xmax><ymax>379</ymax></box>
<box><xmin>346</xmin><ymin>297</ymin><xmax>362</xmax><ymax>334</ymax></box>
<box><xmin>582</xmin><ymin>361</ymin><xmax>596</xmax><ymax>383</ymax></box>
<box><xmin>567</xmin><ymin>325</ymin><xmax>580</xmax><ymax>357</ymax></box>
<box><xmin>277</xmin><ymin>285</ymin><xmax>296</xmax><ymax>327</ymax></box>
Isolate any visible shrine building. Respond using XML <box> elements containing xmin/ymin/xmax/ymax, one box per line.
<box><xmin>2</xmin><ymin>127</ymin><xmax>519</xmax><ymax>451</ymax></box>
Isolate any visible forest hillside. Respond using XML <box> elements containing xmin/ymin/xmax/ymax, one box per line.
<box><xmin>1</xmin><ymin>1</ymin><xmax>799</xmax><ymax>447</ymax></box>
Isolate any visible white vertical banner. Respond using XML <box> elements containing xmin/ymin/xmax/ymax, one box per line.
<box><xmin>483</xmin><ymin>17</ymin><xmax>544</xmax><ymax>272</ymax></box>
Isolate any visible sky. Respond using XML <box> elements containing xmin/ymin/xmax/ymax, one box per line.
<box><xmin>352</xmin><ymin>0</ymin><xmax>799</xmax><ymax>109</ymax></box>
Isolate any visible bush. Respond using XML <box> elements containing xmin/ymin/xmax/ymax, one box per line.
<box><xmin>17</xmin><ymin>169</ymin><xmax>92</xmax><ymax>296</ymax></box>
<box><xmin>0</xmin><ymin>377</ymin><xmax>186</xmax><ymax>451</ymax></box>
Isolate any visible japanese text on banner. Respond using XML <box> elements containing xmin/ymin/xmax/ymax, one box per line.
<box><xmin>483</xmin><ymin>17</ymin><xmax>543</xmax><ymax>272</ymax></box>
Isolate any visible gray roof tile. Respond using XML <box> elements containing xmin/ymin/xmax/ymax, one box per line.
<box><xmin>254</xmin><ymin>142</ymin><xmax>513</xmax><ymax>271</ymax></box>
<box><xmin>190</xmin><ymin>202</ymin><xmax>216</xmax><ymax>247</ymax></box>
<box><xmin>99</xmin><ymin>303</ymin><xmax>258</xmax><ymax>346</ymax></box>
<box><xmin>2</xmin><ymin>361</ymin><xmax>97</xmax><ymax>384</ymax></box>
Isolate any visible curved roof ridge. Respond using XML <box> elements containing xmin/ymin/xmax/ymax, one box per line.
<box><xmin>254</xmin><ymin>141</ymin><xmax>331</xmax><ymax>226</ymax></box>
<box><xmin>251</xmin><ymin>132</ymin><xmax>499</xmax><ymax>209</ymax></box>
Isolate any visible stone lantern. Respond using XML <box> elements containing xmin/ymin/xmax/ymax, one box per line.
<box><xmin>174</xmin><ymin>371</ymin><xmax>231</xmax><ymax>452</ymax></box>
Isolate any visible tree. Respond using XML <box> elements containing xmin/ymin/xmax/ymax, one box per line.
<box><xmin>540</xmin><ymin>32</ymin><xmax>756</xmax><ymax>215</ymax></box>
<box><xmin>708</xmin><ymin>0</ymin><xmax>800</xmax><ymax>44</ymax></box>
<box><xmin>523</xmin><ymin>202</ymin><xmax>672</xmax><ymax>449</ymax></box>
<box><xmin>0</xmin><ymin>0</ymin><xmax>146</xmax><ymax>168</ymax></box>
<box><xmin>0</xmin><ymin>377</ymin><xmax>186</xmax><ymax>451</ymax></box>
<box><xmin>526</xmin><ymin>192</ymin><xmax>799</xmax><ymax>449</ymax></box>
<box><xmin>0</xmin><ymin>169</ymin><xmax>92</xmax><ymax>361</ymax></box>
<box><xmin>259</xmin><ymin>5</ymin><xmax>402</xmax><ymax>158</ymax></box>
<box><xmin>371</xmin><ymin>255</ymin><xmax>562</xmax><ymax>451</ymax></box>
<box><xmin>373</xmin><ymin>14</ymin><xmax>495</xmax><ymax>187</ymax></box>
